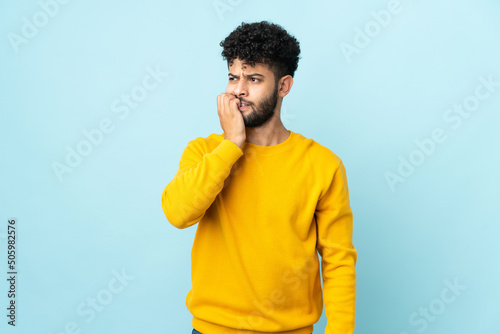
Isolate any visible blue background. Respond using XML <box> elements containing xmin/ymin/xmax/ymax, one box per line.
<box><xmin>1</xmin><ymin>0</ymin><xmax>499</xmax><ymax>333</ymax></box>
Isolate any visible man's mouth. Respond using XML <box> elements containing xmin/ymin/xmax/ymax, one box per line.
<box><xmin>239</xmin><ymin>101</ymin><xmax>251</xmax><ymax>110</ymax></box>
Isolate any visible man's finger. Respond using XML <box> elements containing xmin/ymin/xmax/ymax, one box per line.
<box><xmin>231</xmin><ymin>98</ymin><xmax>240</xmax><ymax>109</ymax></box>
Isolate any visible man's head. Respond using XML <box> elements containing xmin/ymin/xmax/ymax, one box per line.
<box><xmin>220</xmin><ymin>21</ymin><xmax>301</xmax><ymax>128</ymax></box>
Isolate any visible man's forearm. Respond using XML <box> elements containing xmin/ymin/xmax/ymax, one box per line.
<box><xmin>161</xmin><ymin>139</ymin><xmax>243</xmax><ymax>229</ymax></box>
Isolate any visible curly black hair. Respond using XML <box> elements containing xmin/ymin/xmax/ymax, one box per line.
<box><xmin>220</xmin><ymin>21</ymin><xmax>301</xmax><ymax>84</ymax></box>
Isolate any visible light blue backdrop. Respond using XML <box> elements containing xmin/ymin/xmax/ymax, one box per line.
<box><xmin>1</xmin><ymin>0</ymin><xmax>499</xmax><ymax>333</ymax></box>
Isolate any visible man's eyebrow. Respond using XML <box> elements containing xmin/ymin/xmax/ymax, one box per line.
<box><xmin>228</xmin><ymin>73</ymin><xmax>265</xmax><ymax>78</ymax></box>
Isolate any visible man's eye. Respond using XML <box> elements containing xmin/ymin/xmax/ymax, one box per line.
<box><xmin>250</xmin><ymin>78</ymin><xmax>259</xmax><ymax>82</ymax></box>
<box><xmin>229</xmin><ymin>77</ymin><xmax>237</xmax><ymax>81</ymax></box>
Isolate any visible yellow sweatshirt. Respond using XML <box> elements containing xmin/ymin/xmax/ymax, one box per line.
<box><xmin>161</xmin><ymin>130</ymin><xmax>357</xmax><ymax>334</ymax></box>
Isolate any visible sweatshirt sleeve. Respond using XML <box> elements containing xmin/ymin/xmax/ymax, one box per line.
<box><xmin>161</xmin><ymin>138</ymin><xmax>244</xmax><ymax>229</ymax></box>
<box><xmin>315</xmin><ymin>159</ymin><xmax>357</xmax><ymax>334</ymax></box>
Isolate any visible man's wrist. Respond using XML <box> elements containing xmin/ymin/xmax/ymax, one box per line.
<box><xmin>226</xmin><ymin>137</ymin><xmax>245</xmax><ymax>149</ymax></box>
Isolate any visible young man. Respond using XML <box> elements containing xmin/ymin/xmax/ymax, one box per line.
<box><xmin>161</xmin><ymin>21</ymin><xmax>357</xmax><ymax>334</ymax></box>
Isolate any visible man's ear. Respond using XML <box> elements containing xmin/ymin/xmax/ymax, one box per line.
<box><xmin>278</xmin><ymin>75</ymin><xmax>293</xmax><ymax>98</ymax></box>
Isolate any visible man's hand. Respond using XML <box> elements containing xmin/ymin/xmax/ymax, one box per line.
<box><xmin>217</xmin><ymin>93</ymin><xmax>246</xmax><ymax>148</ymax></box>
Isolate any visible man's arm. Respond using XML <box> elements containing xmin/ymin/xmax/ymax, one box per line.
<box><xmin>161</xmin><ymin>93</ymin><xmax>246</xmax><ymax>229</ymax></box>
<box><xmin>160</xmin><ymin>138</ymin><xmax>243</xmax><ymax>229</ymax></box>
<box><xmin>315</xmin><ymin>159</ymin><xmax>357</xmax><ymax>334</ymax></box>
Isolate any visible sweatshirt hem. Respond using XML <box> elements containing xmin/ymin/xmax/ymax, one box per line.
<box><xmin>193</xmin><ymin>317</ymin><xmax>314</xmax><ymax>334</ymax></box>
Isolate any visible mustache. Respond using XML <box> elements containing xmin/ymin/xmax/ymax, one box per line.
<box><xmin>237</xmin><ymin>98</ymin><xmax>252</xmax><ymax>105</ymax></box>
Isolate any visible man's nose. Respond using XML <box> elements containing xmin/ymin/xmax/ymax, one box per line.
<box><xmin>232</xmin><ymin>77</ymin><xmax>248</xmax><ymax>97</ymax></box>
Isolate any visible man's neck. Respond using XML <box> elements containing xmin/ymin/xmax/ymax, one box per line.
<box><xmin>244</xmin><ymin>121</ymin><xmax>290</xmax><ymax>146</ymax></box>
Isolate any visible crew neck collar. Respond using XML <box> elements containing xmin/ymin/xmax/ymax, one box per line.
<box><xmin>241</xmin><ymin>130</ymin><xmax>297</xmax><ymax>155</ymax></box>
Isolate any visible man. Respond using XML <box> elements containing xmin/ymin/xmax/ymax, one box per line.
<box><xmin>161</xmin><ymin>21</ymin><xmax>357</xmax><ymax>334</ymax></box>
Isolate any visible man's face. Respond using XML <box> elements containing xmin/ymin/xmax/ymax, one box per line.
<box><xmin>226</xmin><ymin>58</ymin><xmax>279</xmax><ymax>128</ymax></box>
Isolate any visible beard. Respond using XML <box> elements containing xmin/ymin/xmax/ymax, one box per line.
<box><xmin>240</xmin><ymin>83</ymin><xmax>279</xmax><ymax>128</ymax></box>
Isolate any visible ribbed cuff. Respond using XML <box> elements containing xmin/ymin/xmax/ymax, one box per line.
<box><xmin>211</xmin><ymin>139</ymin><xmax>244</xmax><ymax>167</ymax></box>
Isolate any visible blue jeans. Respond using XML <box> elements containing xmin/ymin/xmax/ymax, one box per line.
<box><xmin>192</xmin><ymin>329</ymin><xmax>311</xmax><ymax>334</ymax></box>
